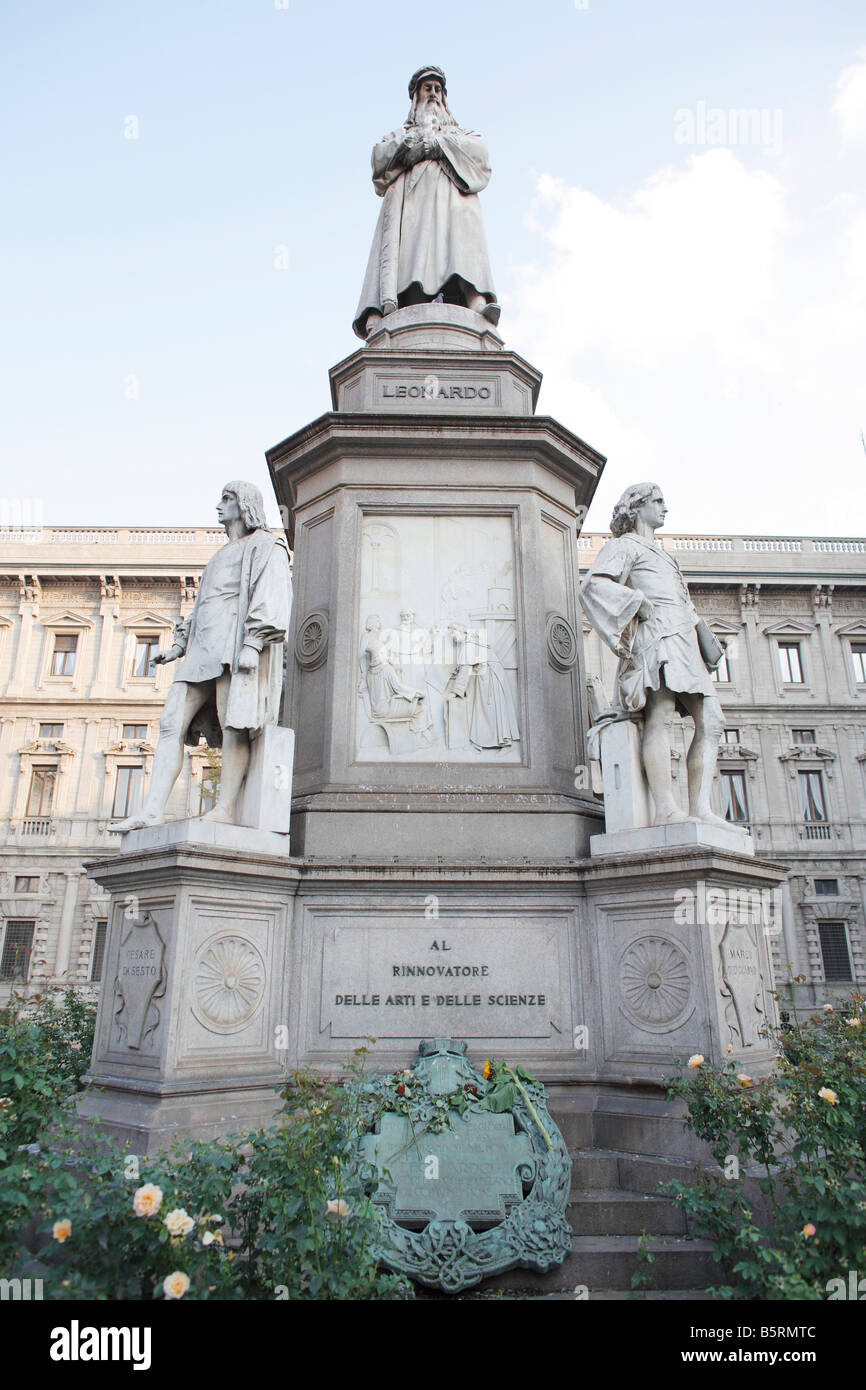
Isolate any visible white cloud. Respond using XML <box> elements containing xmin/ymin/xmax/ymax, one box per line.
<box><xmin>506</xmin><ymin>137</ymin><xmax>865</xmax><ymax>536</ymax></box>
<box><xmin>834</xmin><ymin>49</ymin><xmax>866</xmax><ymax>147</ymax></box>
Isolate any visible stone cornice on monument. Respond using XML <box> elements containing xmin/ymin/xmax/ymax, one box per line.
<box><xmin>267</xmin><ymin>413</ymin><xmax>605</xmax><ymax>548</ymax></box>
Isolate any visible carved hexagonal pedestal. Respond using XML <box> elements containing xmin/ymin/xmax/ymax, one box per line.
<box><xmin>79</xmin><ymin>820</ymin><xmax>299</xmax><ymax>1154</ymax></box>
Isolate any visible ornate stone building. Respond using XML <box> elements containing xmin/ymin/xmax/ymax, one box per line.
<box><xmin>1</xmin><ymin>524</ymin><xmax>864</xmax><ymax>1012</ymax></box>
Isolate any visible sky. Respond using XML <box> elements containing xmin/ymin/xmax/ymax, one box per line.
<box><xmin>1</xmin><ymin>0</ymin><xmax>864</xmax><ymax>536</ymax></box>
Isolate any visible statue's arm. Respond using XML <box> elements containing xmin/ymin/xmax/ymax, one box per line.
<box><xmin>154</xmin><ymin>616</ymin><xmax>190</xmax><ymax>664</ymax></box>
<box><xmin>239</xmin><ymin>545</ymin><xmax>291</xmax><ymax>665</ymax></box>
<box><xmin>436</xmin><ymin>129</ymin><xmax>492</xmax><ymax>194</ymax></box>
<box><xmin>579</xmin><ymin>542</ymin><xmax>647</xmax><ymax>658</ymax></box>
<box><xmin>372</xmin><ymin>131</ymin><xmax>410</xmax><ymax>195</ymax></box>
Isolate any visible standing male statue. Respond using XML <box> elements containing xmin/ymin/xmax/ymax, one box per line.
<box><xmin>579</xmin><ymin>483</ymin><xmax>727</xmax><ymax>827</ymax></box>
<box><xmin>352</xmin><ymin>66</ymin><xmax>499</xmax><ymax>339</ymax></box>
<box><xmin>109</xmin><ymin>481</ymin><xmax>291</xmax><ymax>832</ymax></box>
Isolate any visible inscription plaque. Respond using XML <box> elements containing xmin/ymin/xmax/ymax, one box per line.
<box><xmin>319</xmin><ymin>921</ymin><xmax>568</xmax><ymax>1040</ymax></box>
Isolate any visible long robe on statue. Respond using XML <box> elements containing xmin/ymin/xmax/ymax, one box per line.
<box><xmin>352</xmin><ymin>124</ymin><xmax>498</xmax><ymax>339</ymax></box>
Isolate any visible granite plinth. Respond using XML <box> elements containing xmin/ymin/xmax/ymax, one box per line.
<box><xmin>119</xmin><ymin>817</ymin><xmax>289</xmax><ymax>857</ymax></box>
<box><xmin>590</xmin><ymin>819</ymin><xmax>755</xmax><ymax>858</ymax></box>
<box><xmin>80</xmin><ymin>832</ymin><xmax>298</xmax><ymax>1153</ymax></box>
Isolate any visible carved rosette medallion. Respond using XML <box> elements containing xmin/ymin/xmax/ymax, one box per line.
<box><xmin>295</xmin><ymin>610</ymin><xmax>329</xmax><ymax>670</ymax></box>
<box><xmin>545</xmin><ymin>614</ymin><xmax>578</xmax><ymax>672</ymax></box>
<box><xmin>619</xmin><ymin>935</ymin><xmax>694</xmax><ymax>1033</ymax></box>
<box><xmin>191</xmin><ymin>934</ymin><xmax>266</xmax><ymax>1034</ymax></box>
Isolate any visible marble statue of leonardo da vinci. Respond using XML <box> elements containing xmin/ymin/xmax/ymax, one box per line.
<box><xmin>352</xmin><ymin>66</ymin><xmax>500</xmax><ymax>339</ymax></box>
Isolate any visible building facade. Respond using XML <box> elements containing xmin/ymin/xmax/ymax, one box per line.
<box><xmin>1</xmin><ymin>524</ymin><xmax>865</xmax><ymax>1011</ymax></box>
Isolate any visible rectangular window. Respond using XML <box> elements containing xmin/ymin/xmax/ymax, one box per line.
<box><xmin>90</xmin><ymin>921</ymin><xmax>107</xmax><ymax>983</ymax></box>
<box><xmin>199</xmin><ymin>772</ymin><xmax>219</xmax><ymax>815</ymax></box>
<box><xmin>112</xmin><ymin>765</ymin><xmax>143</xmax><ymax>819</ymax></box>
<box><xmin>26</xmin><ymin>766</ymin><xmax>56</xmax><ymax>817</ymax></box>
<box><xmin>720</xmin><ymin>769</ymin><xmax>749</xmax><ymax>824</ymax></box>
<box><xmin>818</xmin><ymin>922</ymin><xmax>853</xmax><ymax>982</ymax></box>
<box><xmin>793</xmin><ymin>729</ymin><xmax>816</xmax><ymax>745</ymax></box>
<box><xmin>720</xmin><ymin>729</ymin><xmax>740</xmax><ymax>745</ymax></box>
<box><xmin>814</xmin><ymin>878</ymin><xmax>839</xmax><ymax>896</ymax></box>
<box><xmin>122</xmin><ymin>724</ymin><xmax>147</xmax><ymax>740</ymax></box>
<box><xmin>39</xmin><ymin>723</ymin><xmax>63</xmax><ymax>739</ymax></box>
<box><xmin>852</xmin><ymin>642</ymin><xmax>866</xmax><ymax>684</ymax></box>
<box><xmin>14</xmin><ymin>876</ymin><xmax>39</xmax><ymax>894</ymax></box>
<box><xmin>51</xmin><ymin>633</ymin><xmax>77</xmax><ymax>676</ymax></box>
<box><xmin>1</xmin><ymin>920</ymin><xmax>35</xmax><ymax>982</ymax></box>
<box><xmin>778</xmin><ymin>642</ymin><xmax>803</xmax><ymax>683</ymax></box>
<box><xmin>132</xmin><ymin>636</ymin><xmax>159</xmax><ymax>677</ymax></box>
<box><xmin>711</xmin><ymin>648</ymin><xmax>732</xmax><ymax>683</ymax></box>
<box><xmin>798</xmin><ymin>770</ymin><xmax>827</xmax><ymax>822</ymax></box>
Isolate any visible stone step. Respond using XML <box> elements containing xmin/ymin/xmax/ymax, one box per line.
<box><xmin>567</xmin><ymin>1187</ymin><xmax>687</xmax><ymax>1236</ymax></box>
<box><xmin>491</xmin><ymin>1234</ymin><xmax>716</xmax><ymax>1294</ymax></box>
<box><xmin>570</xmin><ymin>1146</ymin><xmax>701</xmax><ymax>1195</ymax></box>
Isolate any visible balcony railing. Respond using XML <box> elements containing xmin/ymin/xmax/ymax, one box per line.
<box><xmin>802</xmin><ymin>822</ymin><xmax>833</xmax><ymax>840</ymax></box>
<box><xmin>20</xmin><ymin>817</ymin><xmax>54</xmax><ymax>837</ymax></box>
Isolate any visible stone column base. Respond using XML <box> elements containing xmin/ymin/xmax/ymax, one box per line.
<box><xmin>79</xmin><ymin>821</ymin><xmax>299</xmax><ymax>1154</ymax></box>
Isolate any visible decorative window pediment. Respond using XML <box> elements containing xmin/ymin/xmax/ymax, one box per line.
<box><xmin>761</xmin><ymin>618</ymin><xmax>814</xmax><ymax>638</ymax></box>
<box><xmin>835</xmin><ymin>621</ymin><xmax>866</xmax><ymax>639</ymax></box>
<box><xmin>779</xmin><ymin>745</ymin><xmax>836</xmax><ymax>779</ymax></box>
<box><xmin>120</xmin><ymin>610</ymin><xmax>175</xmax><ymax>631</ymax></box>
<box><xmin>40</xmin><ymin>609</ymin><xmax>94</xmax><ymax>630</ymax></box>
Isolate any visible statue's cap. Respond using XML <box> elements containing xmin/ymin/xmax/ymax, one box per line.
<box><xmin>409</xmin><ymin>65</ymin><xmax>446</xmax><ymax>98</ymax></box>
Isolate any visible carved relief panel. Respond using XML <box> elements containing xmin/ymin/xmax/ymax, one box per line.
<box><xmin>356</xmin><ymin>514</ymin><xmax>521</xmax><ymax>763</ymax></box>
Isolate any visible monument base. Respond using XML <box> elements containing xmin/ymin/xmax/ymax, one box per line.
<box><xmin>80</xmin><ymin>822</ymin><xmax>299</xmax><ymax>1154</ymax></box>
<box><xmin>590</xmin><ymin>818</ymin><xmax>754</xmax><ymax>858</ymax></box>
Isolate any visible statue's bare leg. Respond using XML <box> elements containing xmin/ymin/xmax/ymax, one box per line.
<box><xmin>201</xmin><ymin>671</ymin><xmax>250</xmax><ymax>823</ymax></box>
<box><xmin>679</xmin><ymin>692</ymin><xmax>728</xmax><ymax>825</ymax></box>
<box><xmin>642</xmin><ymin>684</ymin><xmax>688</xmax><ymax>825</ymax></box>
<box><xmin>109</xmin><ymin>681</ymin><xmax>210</xmax><ymax>832</ymax></box>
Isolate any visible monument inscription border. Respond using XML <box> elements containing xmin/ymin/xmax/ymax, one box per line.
<box><xmin>296</xmin><ymin>902</ymin><xmax>577</xmax><ymax>1056</ymax></box>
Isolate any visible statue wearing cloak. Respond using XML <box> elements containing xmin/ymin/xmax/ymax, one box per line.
<box><xmin>352</xmin><ymin>66</ymin><xmax>499</xmax><ymax>339</ymax></box>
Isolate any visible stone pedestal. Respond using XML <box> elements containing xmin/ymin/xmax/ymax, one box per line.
<box><xmin>79</xmin><ymin>821</ymin><xmax>298</xmax><ymax>1153</ymax></box>
<box><xmin>267</xmin><ymin>305</ymin><xmax>605</xmax><ymax>861</ymax></box>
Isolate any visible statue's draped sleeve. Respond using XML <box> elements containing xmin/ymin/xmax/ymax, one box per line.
<box><xmin>372</xmin><ymin>132</ymin><xmax>407</xmax><ymax>196</ymax></box>
<box><xmin>579</xmin><ymin>539</ymin><xmax>644</xmax><ymax>660</ymax></box>
<box><xmin>436</xmin><ymin>130</ymin><xmax>491</xmax><ymax>195</ymax></box>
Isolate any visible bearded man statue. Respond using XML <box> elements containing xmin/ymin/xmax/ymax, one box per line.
<box><xmin>352</xmin><ymin>66</ymin><xmax>499</xmax><ymax>339</ymax></box>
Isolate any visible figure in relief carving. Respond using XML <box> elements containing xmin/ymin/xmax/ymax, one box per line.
<box><xmin>579</xmin><ymin>483</ymin><xmax>727</xmax><ymax>826</ymax></box>
<box><xmin>353</xmin><ymin>66</ymin><xmax>499</xmax><ymax>339</ymax></box>
<box><xmin>109</xmin><ymin>482</ymin><xmax>291</xmax><ymax>831</ymax></box>
<box><xmin>359</xmin><ymin>615</ymin><xmax>429</xmax><ymax>729</ymax></box>
<box><xmin>444</xmin><ymin>622</ymin><xmax>520</xmax><ymax>752</ymax></box>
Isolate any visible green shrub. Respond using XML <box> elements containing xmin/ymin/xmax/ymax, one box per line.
<box><xmin>663</xmin><ymin>993</ymin><xmax>866</xmax><ymax>1299</ymax></box>
<box><xmin>0</xmin><ymin>988</ymin><xmax>96</xmax><ymax>1150</ymax></box>
<box><xmin>0</xmin><ymin>1043</ymin><xmax>410</xmax><ymax>1301</ymax></box>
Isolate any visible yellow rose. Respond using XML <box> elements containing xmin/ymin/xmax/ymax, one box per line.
<box><xmin>132</xmin><ymin>1183</ymin><xmax>163</xmax><ymax>1218</ymax></box>
<box><xmin>325</xmin><ymin>1199</ymin><xmax>349</xmax><ymax>1221</ymax></box>
<box><xmin>162</xmin><ymin>1271</ymin><xmax>190</xmax><ymax>1300</ymax></box>
<box><xmin>482</xmin><ymin>1059</ymin><xmax>491</xmax><ymax>1080</ymax></box>
<box><xmin>802</xmin><ymin>1223</ymin><xmax>816</xmax><ymax>1238</ymax></box>
<box><xmin>737</xmin><ymin>1074</ymin><xmax>753</xmax><ymax>1087</ymax></box>
<box><xmin>823</xmin><ymin>1004</ymin><xmax>834</xmax><ymax>1012</ymax></box>
<box><xmin>52</xmin><ymin>1219</ymin><xmax>72</xmax><ymax>1243</ymax></box>
<box><xmin>687</xmin><ymin>1055</ymin><xmax>704</xmax><ymax>1068</ymax></box>
<box><xmin>845</xmin><ymin>1018</ymin><xmax>862</xmax><ymax>1028</ymax></box>
<box><xmin>163</xmin><ymin>1208</ymin><xmax>195</xmax><ymax>1238</ymax></box>
<box><xmin>726</xmin><ymin>1045</ymin><xmax>733</xmax><ymax>1054</ymax></box>
<box><xmin>818</xmin><ymin>1087</ymin><xmax>839</xmax><ymax>1105</ymax></box>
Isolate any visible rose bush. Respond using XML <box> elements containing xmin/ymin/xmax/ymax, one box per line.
<box><xmin>663</xmin><ymin>991</ymin><xmax>866</xmax><ymax>1299</ymax></box>
<box><xmin>0</xmin><ymin>1044</ymin><xmax>409</xmax><ymax>1301</ymax></box>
